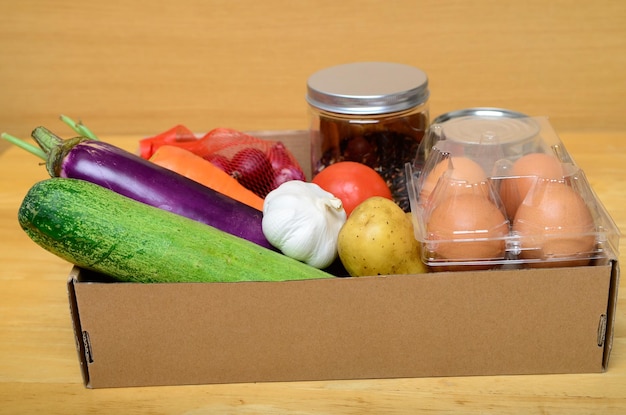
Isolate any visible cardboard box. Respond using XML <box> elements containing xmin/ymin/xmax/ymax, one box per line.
<box><xmin>66</xmin><ymin>131</ymin><xmax>620</xmax><ymax>388</ymax></box>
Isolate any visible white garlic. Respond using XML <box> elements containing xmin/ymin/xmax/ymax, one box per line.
<box><xmin>262</xmin><ymin>180</ymin><xmax>347</xmax><ymax>269</ymax></box>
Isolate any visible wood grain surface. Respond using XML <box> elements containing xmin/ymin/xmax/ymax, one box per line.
<box><xmin>0</xmin><ymin>0</ymin><xmax>625</xmax><ymax>139</ymax></box>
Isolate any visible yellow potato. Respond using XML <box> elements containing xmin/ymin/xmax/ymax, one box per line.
<box><xmin>337</xmin><ymin>197</ymin><xmax>428</xmax><ymax>277</ymax></box>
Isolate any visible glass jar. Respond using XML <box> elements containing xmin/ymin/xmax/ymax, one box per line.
<box><xmin>306</xmin><ymin>62</ymin><xmax>430</xmax><ymax>211</ymax></box>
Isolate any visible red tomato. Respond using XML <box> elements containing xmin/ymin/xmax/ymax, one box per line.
<box><xmin>312</xmin><ymin>161</ymin><xmax>393</xmax><ymax>216</ymax></box>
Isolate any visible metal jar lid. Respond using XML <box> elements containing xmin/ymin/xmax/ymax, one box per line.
<box><xmin>432</xmin><ymin>107</ymin><xmax>529</xmax><ymax>124</ymax></box>
<box><xmin>306</xmin><ymin>62</ymin><xmax>429</xmax><ymax>115</ymax></box>
<box><xmin>432</xmin><ymin>108</ymin><xmax>539</xmax><ymax>145</ymax></box>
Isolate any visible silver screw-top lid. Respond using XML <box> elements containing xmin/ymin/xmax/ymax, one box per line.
<box><xmin>306</xmin><ymin>62</ymin><xmax>429</xmax><ymax>115</ymax></box>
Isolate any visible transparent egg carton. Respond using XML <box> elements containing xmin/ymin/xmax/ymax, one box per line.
<box><xmin>405</xmin><ymin>115</ymin><xmax>620</xmax><ymax>270</ymax></box>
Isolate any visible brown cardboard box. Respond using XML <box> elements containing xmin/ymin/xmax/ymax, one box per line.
<box><xmin>66</xmin><ymin>131</ymin><xmax>620</xmax><ymax>388</ymax></box>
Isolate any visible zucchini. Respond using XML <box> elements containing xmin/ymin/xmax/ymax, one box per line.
<box><xmin>18</xmin><ymin>178</ymin><xmax>333</xmax><ymax>283</ymax></box>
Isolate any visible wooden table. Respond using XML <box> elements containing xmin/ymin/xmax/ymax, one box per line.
<box><xmin>1</xmin><ymin>132</ymin><xmax>624</xmax><ymax>414</ymax></box>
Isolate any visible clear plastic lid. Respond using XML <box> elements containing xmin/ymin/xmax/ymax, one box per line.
<box><xmin>406</xmin><ymin>115</ymin><xmax>620</xmax><ymax>270</ymax></box>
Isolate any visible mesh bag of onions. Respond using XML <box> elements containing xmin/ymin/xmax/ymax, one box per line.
<box><xmin>139</xmin><ymin>125</ymin><xmax>306</xmax><ymax>198</ymax></box>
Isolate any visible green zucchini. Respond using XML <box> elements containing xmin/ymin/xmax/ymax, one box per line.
<box><xmin>18</xmin><ymin>178</ymin><xmax>333</xmax><ymax>283</ymax></box>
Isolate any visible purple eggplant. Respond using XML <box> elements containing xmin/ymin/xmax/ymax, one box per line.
<box><xmin>30</xmin><ymin>126</ymin><xmax>275</xmax><ymax>250</ymax></box>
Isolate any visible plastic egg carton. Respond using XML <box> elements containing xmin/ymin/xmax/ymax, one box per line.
<box><xmin>406</xmin><ymin>115</ymin><xmax>620</xmax><ymax>270</ymax></box>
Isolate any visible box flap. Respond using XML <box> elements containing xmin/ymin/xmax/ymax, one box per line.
<box><xmin>602</xmin><ymin>260</ymin><xmax>620</xmax><ymax>370</ymax></box>
<box><xmin>67</xmin><ymin>267</ymin><xmax>91</xmax><ymax>387</ymax></box>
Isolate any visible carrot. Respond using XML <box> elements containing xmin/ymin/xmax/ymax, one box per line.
<box><xmin>149</xmin><ymin>145</ymin><xmax>265</xmax><ymax>211</ymax></box>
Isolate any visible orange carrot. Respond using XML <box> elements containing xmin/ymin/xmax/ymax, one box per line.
<box><xmin>149</xmin><ymin>145</ymin><xmax>265</xmax><ymax>211</ymax></box>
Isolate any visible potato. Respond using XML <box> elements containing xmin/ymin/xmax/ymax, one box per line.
<box><xmin>337</xmin><ymin>197</ymin><xmax>428</xmax><ymax>277</ymax></box>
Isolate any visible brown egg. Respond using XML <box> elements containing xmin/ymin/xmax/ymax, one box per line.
<box><xmin>500</xmin><ymin>152</ymin><xmax>564</xmax><ymax>219</ymax></box>
<box><xmin>513</xmin><ymin>180</ymin><xmax>596</xmax><ymax>267</ymax></box>
<box><xmin>419</xmin><ymin>156</ymin><xmax>487</xmax><ymax>205</ymax></box>
<box><xmin>426</xmin><ymin>193</ymin><xmax>509</xmax><ymax>264</ymax></box>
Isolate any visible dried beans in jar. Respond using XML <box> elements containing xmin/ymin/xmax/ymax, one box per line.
<box><xmin>307</xmin><ymin>62</ymin><xmax>430</xmax><ymax>211</ymax></box>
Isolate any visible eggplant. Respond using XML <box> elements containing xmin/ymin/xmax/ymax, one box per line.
<box><xmin>30</xmin><ymin>126</ymin><xmax>275</xmax><ymax>250</ymax></box>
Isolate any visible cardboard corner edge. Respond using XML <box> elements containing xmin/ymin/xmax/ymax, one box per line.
<box><xmin>603</xmin><ymin>259</ymin><xmax>621</xmax><ymax>371</ymax></box>
<box><xmin>67</xmin><ymin>266</ymin><xmax>92</xmax><ymax>388</ymax></box>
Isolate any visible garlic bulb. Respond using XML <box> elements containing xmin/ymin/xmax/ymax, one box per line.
<box><xmin>262</xmin><ymin>181</ymin><xmax>347</xmax><ymax>269</ymax></box>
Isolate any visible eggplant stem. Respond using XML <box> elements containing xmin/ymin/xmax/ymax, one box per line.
<box><xmin>31</xmin><ymin>126</ymin><xmax>67</xmax><ymax>154</ymax></box>
<box><xmin>0</xmin><ymin>132</ymin><xmax>47</xmax><ymax>160</ymax></box>
<box><xmin>59</xmin><ymin>114</ymin><xmax>99</xmax><ymax>140</ymax></box>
